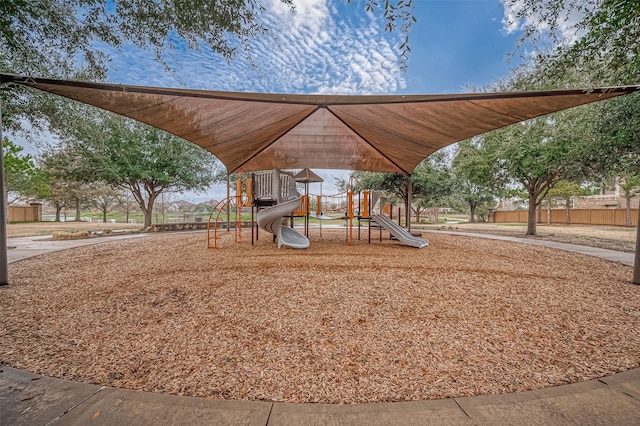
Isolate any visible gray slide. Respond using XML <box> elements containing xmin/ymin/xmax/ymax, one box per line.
<box><xmin>257</xmin><ymin>196</ymin><xmax>309</xmax><ymax>249</ymax></box>
<box><xmin>371</xmin><ymin>214</ymin><xmax>429</xmax><ymax>248</ymax></box>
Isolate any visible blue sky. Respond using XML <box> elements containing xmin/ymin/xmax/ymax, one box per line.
<box><xmin>104</xmin><ymin>0</ymin><xmax>524</xmax><ymax>95</ymax></box>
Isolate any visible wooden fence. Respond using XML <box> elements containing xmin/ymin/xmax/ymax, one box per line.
<box><xmin>8</xmin><ymin>204</ymin><xmax>42</xmax><ymax>223</ymax></box>
<box><xmin>493</xmin><ymin>208</ymin><xmax>638</xmax><ymax>227</ymax></box>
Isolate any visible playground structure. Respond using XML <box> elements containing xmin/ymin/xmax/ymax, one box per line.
<box><xmin>207</xmin><ymin>169</ymin><xmax>309</xmax><ymax>249</ymax></box>
<box><xmin>207</xmin><ymin>169</ymin><xmax>428</xmax><ymax>249</ymax></box>
<box><xmin>309</xmin><ymin>175</ymin><xmax>429</xmax><ymax>248</ymax></box>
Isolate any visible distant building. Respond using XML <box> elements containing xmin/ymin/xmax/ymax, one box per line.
<box><xmin>572</xmin><ymin>182</ymin><xmax>639</xmax><ymax>209</ymax></box>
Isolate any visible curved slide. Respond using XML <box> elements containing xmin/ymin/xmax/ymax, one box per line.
<box><xmin>257</xmin><ymin>197</ymin><xmax>310</xmax><ymax>249</ymax></box>
<box><xmin>371</xmin><ymin>214</ymin><xmax>429</xmax><ymax>248</ymax></box>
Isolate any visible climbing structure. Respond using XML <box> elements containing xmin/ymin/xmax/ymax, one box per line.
<box><xmin>206</xmin><ymin>175</ymin><xmax>253</xmax><ymax>249</ymax></box>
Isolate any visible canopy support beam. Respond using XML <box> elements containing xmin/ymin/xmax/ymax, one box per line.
<box><xmin>407</xmin><ymin>177</ymin><xmax>412</xmax><ymax>233</ymax></box>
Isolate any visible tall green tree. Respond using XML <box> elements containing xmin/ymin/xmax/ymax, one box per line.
<box><xmin>2</xmin><ymin>138</ymin><xmax>36</xmax><ymax>206</ymax></box>
<box><xmin>452</xmin><ymin>138</ymin><xmax>503</xmax><ymax>223</ymax></box>
<box><xmin>488</xmin><ymin>110</ymin><xmax>589</xmax><ymax>235</ymax></box>
<box><xmin>66</xmin><ymin>115</ymin><xmax>221</xmax><ymax>228</ymax></box>
<box><xmin>39</xmin><ymin>143</ymin><xmax>97</xmax><ymax>221</ymax></box>
<box><xmin>411</xmin><ymin>151</ymin><xmax>454</xmax><ymax>224</ymax></box>
<box><xmin>90</xmin><ymin>183</ymin><xmax>121</xmax><ymax>223</ymax></box>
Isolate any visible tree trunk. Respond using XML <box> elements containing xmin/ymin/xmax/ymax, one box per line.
<box><xmin>469</xmin><ymin>202</ymin><xmax>476</xmax><ymax>223</ymax></box>
<box><xmin>55</xmin><ymin>204</ymin><xmax>62</xmax><ymax>222</ymax></box>
<box><xmin>536</xmin><ymin>205</ymin><xmax>542</xmax><ymax>223</ymax></box>
<box><xmin>433</xmin><ymin>208</ymin><xmax>440</xmax><ymax>224</ymax></box>
<box><xmin>74</xmin><ymin>198</ymin><xmax>81</xmax><ymax>221</ymax></box>
<box><xmin>143</xmin><ymin>209</ymin><xmax>152</xmax><ymax>229</ymax></box>
<box><xmin>142</xmin><ymin>193</ymin><xmax>157</xmax><ymax>229</ymax></box>
<box><xmin>102</xmin><ymin>206</ymin><xmax>108</xmax><ymax>223</ymax></box>
<box><xmin>547</xmin><ymin>198</ymin><xmax>551</xmax><ymax>225</ymax></box>
<box><xmin>565</xmin><ymin>198</ymin><xmax>571</xmax><ymax>225</ymax></box>
<box><xmin>527</xmin><ymin>192</ymin><xmax>538</xmax><ymax>235</ymax></box>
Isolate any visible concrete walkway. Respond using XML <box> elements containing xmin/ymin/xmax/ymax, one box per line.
<box><xmin>426</xmin><ymin>230</ymin><xmax>635</xmax><ymax>266</ymax></box>
<box><xmin>2</xmin><ymin>232</ymin><xmax>640</xmax><ymax>425</ymax></box>
<box><xmin>6</xmin><ymin>233</ymin><xmax>148</xmax><ymax>263</ymax></box>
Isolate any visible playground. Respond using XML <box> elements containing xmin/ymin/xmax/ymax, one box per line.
<box><xmin>3</xmin><ymin>230</ymin><xmax>639</xmax><ymax>404</ymax></box>
<box><xmin>1</xmin><ymin>75</ymin><xmax>639</xmax><ymax>413</ymax></box>
<box><xmin>207</xmin><ymin>169</ymin><xmax>428</xmax><ymax>250</ymax></box>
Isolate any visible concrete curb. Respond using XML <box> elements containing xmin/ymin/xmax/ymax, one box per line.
<box><xmin>2</xmin><ymin>366</ymin><xmax>639</xmax><ymax>425</ymax></box>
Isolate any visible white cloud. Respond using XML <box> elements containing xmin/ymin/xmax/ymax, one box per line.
<box><xmin>103</xmin><ymin>0</ymin><xmax>405</xmax><ymax>95</ymax></box>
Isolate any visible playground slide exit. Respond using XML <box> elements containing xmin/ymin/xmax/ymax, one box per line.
<box><xmin>371</xmin><ymin>214</ymin><xmax>429</xmax><ymax>248</ymax></box>
<box><xmin>256</xmin><ymin>197</ymin><xmax>310</xmax><ymax>249</ymax></box>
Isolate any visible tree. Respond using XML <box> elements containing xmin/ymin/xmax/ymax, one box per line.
<box><xmin>547</xmin><ymin>180</ymin><xmax>581</xmax><ymax>224</ymax></box>
<box><xmin>610</xmin><ymin>154</ymin><xmax>640</xmax><ymax>228</ymax></box>
<box><xmin>1</xmin><ymin>0</ymin><xmax>274</xmax><ymax>80</ymax></box>
<box><xmin>452</xmin><ymin>138</ymin><xmax>503</xmax><ymax>223</ymax></box>
<box><xmin>90</xmin><ymin>184</ymin><xmax>120</xmax><ymax>223</ymax></box>
<box><xmin>2</xmin><ymin>138</ymin><xmax>37</xmax><ymax>205</ymax></box>
<box><xmin>575</xmin><ymin>92</ymin><xmax>640</xmax><ymax>227</ymax></box>
<box><xmin>350</xmin><ymin>171</ymin><xmax>412</xmax><ymax>225</ymax></box>
<box><xmin>411</xmin><ymin>151</ymin><xmax>454</xmax><ymax>224</ymax></box>
<box><xmin>349</xmin><ymin>152</ymin><xmax>453</xmax><ymax>226</ymax></box>
<box><xmin>66</xmin><ymin>115</ymin><xmax>221</xmax><ymax>228</ymax></box>
<box><xmin>591</xmin><ymin>93</ymin><xmax>640</xmax><ymax>170</ymax></box>
<box><xmin>488</xmin><ymin>112</ymin><xmax>587</xmax><ymax>235</ymax></box>
<box><xmin>39</xmin><ymin>144</ymin><xmax>96</xmax><ymax>221</ymax></box>
<box><xmin>504</xmin><ymin>0</ymin><xmax>640</xmax><ymax>85</ymax></box>
<box><xmin>619</xmin><ymin>176</ymin><xmax>640</xmax><ymax>228</ymax></box>
<box><xmin>42</xmin><ymin>178</ymin><xmax>67</xmax><ymax>222</ymax></box>
<box><xmin>1</xmin><ymin>0</ymin><xmax>416</xmax><ymax>136</ymax></box>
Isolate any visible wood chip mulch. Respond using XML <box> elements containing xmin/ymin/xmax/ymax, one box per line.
<box><xmin>2</xmin><ymin>230</ymin><xmax>639</xmax><ymax>404</ymax></box>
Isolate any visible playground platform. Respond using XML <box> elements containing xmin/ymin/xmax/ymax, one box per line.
<box><xmin>3</xmin><ymin>232</ymin><xmax>639</xmax><ymax>425</ymax></box>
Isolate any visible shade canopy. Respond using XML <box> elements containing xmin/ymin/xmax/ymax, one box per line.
<box><xmin>2</xmin><ymin>74</ymin><xmax>638</xmax><ymax>174</ymax></box>
<box><xmin>294</xmin><ymin>168</ymin><xmax>324</xmax><ymax>183</ymax></box>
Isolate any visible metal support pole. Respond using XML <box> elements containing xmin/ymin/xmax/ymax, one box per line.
<box><xmin>633</xmin><ymin>207</ymin><xmax>640</xmax><ymax>285</ymax></box>
<box><xmin>407</xmin><ymin>177</ymin><xmax>412</xmax><ymax>233</ymax></box>
<box><xmin>0</xmin><ymin>99</ymin><xmax>9</xmax><ymax>285</ymax></box>
<box><xmin>226</xmin><ymin>173</ymin><xmax>230</xmax><ymax>232</ymax></box>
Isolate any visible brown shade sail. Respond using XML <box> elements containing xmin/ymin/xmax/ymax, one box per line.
<box><xmin>294</xmin><ymin>168</ymin><xmax>324</xmax><ymax>183</ymax></box>
<box><xmin>2</xmin><ymin>73</ymin><xmax>638</xmax><ymax>174</ymax></box>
